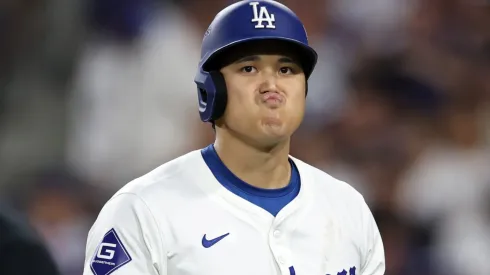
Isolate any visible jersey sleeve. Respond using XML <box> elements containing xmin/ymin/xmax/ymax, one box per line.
<box><xmin>83</xmin><ymin>193</ymin><xmax>166</xmax><ymax>275</ymax></box>
<box><xmin>359</xmin><ymin>199</ymin><xmax>385</xmax><ymax>275</ymax></box>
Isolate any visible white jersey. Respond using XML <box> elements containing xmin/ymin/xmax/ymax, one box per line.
<box><xmin>83</xmin><ymin>150</ymin><xmax>385</xmax><ymax>275</ymax></box>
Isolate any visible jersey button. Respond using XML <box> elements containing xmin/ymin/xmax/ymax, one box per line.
<box><xmin>273</xmin><ymin>230</ymin><xmax>281</xmax><ymax>238</ymax></box>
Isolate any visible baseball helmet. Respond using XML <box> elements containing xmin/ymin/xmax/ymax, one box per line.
<box><xmin>194</xmin><ymin>0</ymin><xmax>318</xmax><ymax>122</ymax></box>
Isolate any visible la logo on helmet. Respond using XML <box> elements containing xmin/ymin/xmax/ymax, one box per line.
<box><xmin>250</xmin><ymin>2</ymin><xmax>276</xmax><ymax>29</ymax></box>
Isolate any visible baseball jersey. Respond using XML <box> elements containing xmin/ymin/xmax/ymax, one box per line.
<box><xmin>83</xmin><ymin>148</ymin><xmax>385</xmax><ymax>275</ymax></box>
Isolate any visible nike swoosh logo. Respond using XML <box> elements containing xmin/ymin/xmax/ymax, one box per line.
<box><xmin>202</xmin><ymin>233</ymin><xmax>230</xmax><ymax>248</ymax></box>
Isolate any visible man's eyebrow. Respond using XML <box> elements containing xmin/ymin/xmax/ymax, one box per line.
<box><xmin>278</xmin><ymin>57</ymin><xmax>295</xmax><ymax>63</ymax></box>
<box><xmin>234</xmin><ymin>55</ymin><xmax>260</xmax><ymax>63</ymax></box>
<box><xmin>233</xmin><ymin>56</ymin><xmax>298</xmax><ymax>64</ymax></box>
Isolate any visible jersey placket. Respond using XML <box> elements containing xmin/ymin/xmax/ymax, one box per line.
<box><xmin>267</xmin><ymin>164</ymin><xmax>314</xmax><ymax>275</ymax></box>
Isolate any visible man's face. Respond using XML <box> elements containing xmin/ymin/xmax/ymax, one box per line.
<box><xmin>217</xmin><ymin>42</ymin><xmax>307</xmax><ymax>147</ymax></box>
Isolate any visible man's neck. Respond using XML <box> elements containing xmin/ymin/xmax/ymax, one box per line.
<box><xmin>213</xmin><ymin>131</ymin><xmax>292</xmax><ymax>190</ymax></box>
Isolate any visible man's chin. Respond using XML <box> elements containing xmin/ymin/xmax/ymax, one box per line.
<box><xmin>258</xmin><ymin>124</ymin><xmax>292</xmax><ymax>144</ymax></box>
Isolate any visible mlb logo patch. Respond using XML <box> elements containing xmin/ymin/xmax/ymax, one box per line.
<box><xmin>91</xmin><ymin>229</ymin><xmax>132</xmax><ymax>275</ymax></box>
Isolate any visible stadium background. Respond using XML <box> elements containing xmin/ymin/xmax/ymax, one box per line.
<box><xmin>1</xmin><ymin>0</ymin><xmax>489</xmax><ymax>274</ymax></box>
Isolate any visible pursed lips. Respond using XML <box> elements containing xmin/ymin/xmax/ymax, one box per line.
<box><xmin>261</xmin><ymin>92</ymin><xmax>284</xmax><ymax>106</ymax></box>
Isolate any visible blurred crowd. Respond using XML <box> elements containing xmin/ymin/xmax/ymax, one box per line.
<box><xmin>0</xmin><ymin>0</ymin><xmax>489</xmax><ymax>274</ymax></box>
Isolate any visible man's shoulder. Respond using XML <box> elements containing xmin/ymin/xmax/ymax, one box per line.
<box><xmin>292</xmin><ymin>157</ymin><xmax>372</xmax><ymax>233</ymax></box>
<box><xmin>110</xmin><ymin>149</ymin><xmax>205</xmax><ymax>203</ymax></box>
<box><xmin>292</xmin><ymin>156</ymin><xmax>365</xmax><ymax>202</ymax></box>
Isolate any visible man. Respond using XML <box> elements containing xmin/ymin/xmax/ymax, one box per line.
<box><xmin>83</xmin><ymin>1</ymin><xmax>385</xmax><ymax>275</ymax></box>
<box><xmin>0</xmin><ymin>203</ymin><xmax>61</xmax><ymax>275</ymax></box>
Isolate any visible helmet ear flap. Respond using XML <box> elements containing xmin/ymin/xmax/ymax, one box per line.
<box><xmin>208</xmin><ymin>71</ymin><xmax>228</xmax><ymax>121</ymax></box>
<box><xmin>195</xmin><ymin>70</ymin><xmax>228</xmax><ymax>123</ymax></box>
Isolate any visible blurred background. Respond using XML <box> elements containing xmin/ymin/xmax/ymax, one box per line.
<box><xmin>0</xmin><ymin>0</ymin><xmax>489</xmax><ymax>274</ymax></box>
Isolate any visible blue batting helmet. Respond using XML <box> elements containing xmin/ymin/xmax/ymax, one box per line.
<box><xmin>194</xmin><ymin>0</ymin><xmax>318</xmax><ymax>123</ymax></box>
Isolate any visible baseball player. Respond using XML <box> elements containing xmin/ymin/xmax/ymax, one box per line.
<box><xmin>83</xmin><ymin>1</ymin><xmax>385</xmax><ymax>275</ymax></box>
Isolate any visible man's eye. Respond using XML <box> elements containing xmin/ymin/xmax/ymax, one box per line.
<box><xmin>280</xmin><ymin>67</ymin><xmax>293</xmax><ymax>74</ymax></box>
<box><xmin>241</xmin><ymin>66</ymin><xmax>256</xmax><ymax>73</ymax></box>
